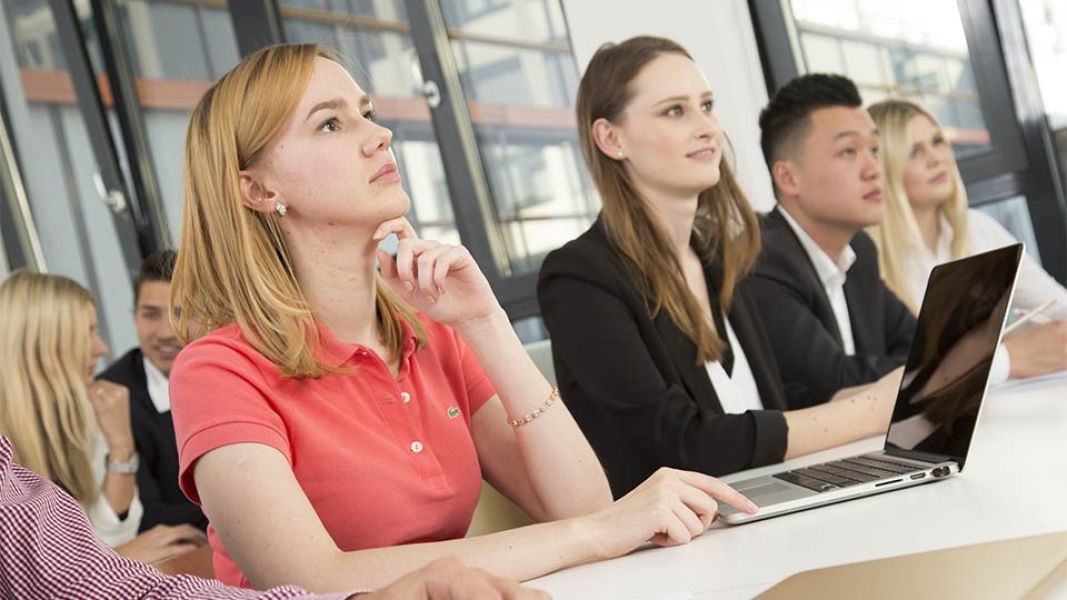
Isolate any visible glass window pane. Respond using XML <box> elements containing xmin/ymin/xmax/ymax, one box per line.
<box><xmin>800</xmin><ymin>33</ymin><xmax>844</xmax><ymax>73</ymax></box>
<box><xmin>440</xmin><ymin>0</ymin><xmax>594</xmax><ymax>276</ymax></box>
<box><xmin>976</xmin><ymin>195</ymin><xmax>1042</xmax><ymax>264</ymax></box>
<box><xmin>120</xmin><ymin>1</ymin><xmax>211</xmax><ymax>80</ymax></box>
<box><xmin>512</xmin><ymin>315</ymin><xmax>547</xmax><ymax>343</ymax></box>
<box><xmin>0</xmin><ymin>0</ymin><xmax>137</xmax><ymax>362</ymax></box>
<box><xmin>842</xmin><ymin>41</ymin><xmax>885</xmax><ymax>87</ymax></box>
<box><xmin>113</xmin><ymin>0</ymin><xmax>241</xmax><ymax>249</ymax></box>
<box><xmin>787</xmin><ymin>0</ymin><xmax>992</xmax><ymax>158</ymax></box>
<box><xmin>279</xmin><ymin>0</ymin><xmax>458</xmax><ymax>241</ymax></box>
<box><xmin>1020</xmin><ymin>0</ymin><xmax>1067</xmax><ymax>125</ymax></box>
<box><xmin>441</xmin><ymin>0</ymin><xmax>568</xmax><ymax>44</ymax></box>
<box><xmin>453</xmin><ymin>40</ymin><xmax>575</xmax><ymax>108</ymax></box>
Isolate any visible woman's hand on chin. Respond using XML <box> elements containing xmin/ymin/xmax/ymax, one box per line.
<box><xmin>374</xmin><ymin>217</ymin><xmax>499</xmax><ymax>325</ymax></box>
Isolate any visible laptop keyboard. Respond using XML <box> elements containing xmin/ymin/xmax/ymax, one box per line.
<box><xmin>772</xmin><ymin>456</ymin><xmax>922</xmax><ymax>493</ymax></box>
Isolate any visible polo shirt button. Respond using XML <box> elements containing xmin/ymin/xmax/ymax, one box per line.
<box><xmin>410</xmin><ymin>441</ymin><xmax>424</xmax><ymax>453</ymax></box>
<box><xmin>401</xmin><ymin>392</ymin><xmax>411</xmax><ymax>404</ymax></box>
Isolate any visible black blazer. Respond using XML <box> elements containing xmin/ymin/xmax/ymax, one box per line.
<box><xmin>99</xmin><ymin>349</ymin><xmax>207</xmax><ymax>531</ymax></box>
<box><xmin>741</xmin><ymin>207</ymin><xmax>916</xmax><ymax>409</ymax></box>
<box><xmin>537</xmin><ymin>219</ymin><xmax>789</xmax><ymax>498</ymax></box>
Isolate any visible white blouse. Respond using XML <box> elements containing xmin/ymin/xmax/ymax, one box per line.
<box><xmin>902</xmin><ymin>209</ymin><xmax>1067</xmax><ymax>383</ymax></box>
<box><xmin>905</xmin><ymin>209</ymin><xmax>1067</xmax><ymax>319</ymax></box>
<box><xmin>85</xmin><ymin>434</ymin><xmax>143</xmax><ymax>547</ymax></box>
<box><xmin>705</xmin><ymin>317</ymin><xmax>764</xmax><ymax>414</ymax></box>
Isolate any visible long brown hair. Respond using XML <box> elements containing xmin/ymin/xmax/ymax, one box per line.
<box><xmin>173</xmin><ymin>43</ymin><xmax>424</xmax><ymax>379</ymax></box>
<box><xmin>576</xmin><ymin>36</ymin><xmax>760</xmax><ymax>363</ymax></box>
<box><xmin>0</xmin><ymin>271</ymin><xmax>98</xmax><ymax>504</ymax></box>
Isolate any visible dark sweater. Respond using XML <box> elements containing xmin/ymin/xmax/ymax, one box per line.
<box><xmin>99</xmin><ymin>348</ymin><xmax>207</xmax><ymax>531</ymax></box>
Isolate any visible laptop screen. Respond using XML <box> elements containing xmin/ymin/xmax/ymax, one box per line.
<box><xmin>884</xmin><ymin>243</ymin><xmax>1023</xmax><ymax>469</ymax></box>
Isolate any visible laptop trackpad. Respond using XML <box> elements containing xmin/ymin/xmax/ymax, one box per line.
<box><xmin>736</xmin><ymin>481</ymin><xmax>813</xmax><ymax>505</ymax></box>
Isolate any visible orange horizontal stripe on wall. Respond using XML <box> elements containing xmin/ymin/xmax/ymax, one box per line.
<box><xmin>17</xmin><ymin>68</ymin><xmax>577</xmax><ymax>130</ymax></box>
<box><xmin>19</xmin><ymin>68</ymin><xmax>209</xmax><ymax>110</ymax></box>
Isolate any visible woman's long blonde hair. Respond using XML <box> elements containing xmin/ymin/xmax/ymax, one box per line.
<box><xmin>173</xmin><ymin>43</ymin><xmax>424</xmax><ymax>379</ymax></box>
<box><xmin>867</xmin><ymin>99</ymin><xmax>969</xmax><ymax>313</ymax></box>
<box><xmin>0</xmin><ymin>271</ymin><xmax>98</xmax><ymax>504</ymax></box>
<box><xmin>577</xmin><ymin>36</ymin><xmax>761</xmax><ymax>364</ymax></box>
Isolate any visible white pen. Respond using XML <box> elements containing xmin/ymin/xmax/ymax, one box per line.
<box><xmin>1004</xmin><ymin>299</ymin><xmax>1057</xmax><ymax>336</ymax></box>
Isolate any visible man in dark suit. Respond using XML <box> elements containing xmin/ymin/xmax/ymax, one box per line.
<box><xmin>743</xmin><ymin>74</ymin><xmax>916</xmax><ymax>409</ymax></box>
<box><xmin>99</xmin><ymin>250</ymin><xmax>207</xmax><ymax>531</ymax></box>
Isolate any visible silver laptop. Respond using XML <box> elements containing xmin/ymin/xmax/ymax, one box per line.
<box><xmin>720</xmin><ymin>243</ymin><xmax>1023</xmax><ymax>525</ymax></box>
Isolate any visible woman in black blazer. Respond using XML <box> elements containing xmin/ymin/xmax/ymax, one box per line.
<box><xmin>538</xmin><ymin>36</ymin><xmax>901</xmax><ymax>498</ymax></box>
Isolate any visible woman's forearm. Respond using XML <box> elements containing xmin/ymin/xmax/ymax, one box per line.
<box><xmin>101</xmin><ymin>446</ymin><xmax>137</xmax><ymax>516</ymax></box>
<box><xmin>784</xmin><ymin>367</ymin><xmax>901</xmax><ymax>459</ymax></box>
<box><xmin>271</xmin><ymin>517</ymin><xmax>601</xmax><ymax>593</ymax></box>
<box><xmin>783</xmin><ymin>391</ymin><xmax>886</xmax><ymax>459</ymax></box>
<box><xmin>454</xmin><ymin>309</ymin><xmax>612</xmax><ymax>517</ymax></box>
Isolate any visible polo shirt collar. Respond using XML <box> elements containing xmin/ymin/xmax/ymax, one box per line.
<box><xmin>317</xmin><ymin>315</ymin><xmax>419</xmax><ymax>368</ymax></box>
<box><xmin>779</xmin><ymin>206</ymin><xmax>857</xmax><ymax>288</ymax></box>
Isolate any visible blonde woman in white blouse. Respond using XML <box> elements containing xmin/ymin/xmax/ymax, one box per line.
<box><xmin>0</xmin><ymin>271</ymin><xmax>206</xmax><ymax>562</ymax></box>
<box><xmin>867</xmin><ymin>98</ymin><xmax>1067</xmax><ymax>379</ymax></box>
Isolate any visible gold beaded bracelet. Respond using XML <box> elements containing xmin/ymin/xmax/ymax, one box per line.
<box><xmin>506</xmin><ymin>387</ymin><xmax>560</xmax><ymax>427</ymax></box>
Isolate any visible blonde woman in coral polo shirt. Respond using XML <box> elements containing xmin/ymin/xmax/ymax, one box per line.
<box><xmin>168</xmin><ymin>43</ymin><xmax>757</xmax><ymax>593</ymax></box>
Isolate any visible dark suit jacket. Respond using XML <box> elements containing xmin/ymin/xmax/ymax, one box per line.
<box><xmin>99</xmin><ymin>349</ymin><xmax>207</xmax><ymax>532</ymax></box>
<box><xmin>742</xmin><ymin>207</ymin><xmax>916</xmax><ymax>409</ymax></box>
<box><xmin>537</xmin><ymin>219</ymin><xmax>789</xmax><ymax>498</ymax></box>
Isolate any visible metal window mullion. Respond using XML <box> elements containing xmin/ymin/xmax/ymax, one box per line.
<box><xmin>0</xmin><ymin>81</ymin><xmax>46</xmax><ymax>271</ymax></box>
<box><xmin>48</xmin><ymin>0</ymin><xmax>144</xmax><ymax>282</ymax></box>
<box><xmin>748</xmin><ymin>0</ymin><xmax>802</xmax><ymax>95</ymax></box>
<box><xmin>404</xmin><ymin>0</ymin><xmax>510</xmax><ymax>285</ymax></box>
<box><xmin>228</xmin><ymin>0</ymin><xmax>285</xmax><ymax>56</ymax></box>
<box><xmin>50</xmin><ymin>104</ymin><xmax>114</xmax><ymax>349</ymax></box>
<box><xmin>984</xmin><ymin>0</ymin><xmax>1067</xmax><ymax>282</ymax></box>
<box><xmin>91</xmin><ymin>0</ymin><xmax>169</xmax><ymax>252</ymax></box>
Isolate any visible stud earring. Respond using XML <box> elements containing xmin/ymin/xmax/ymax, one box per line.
<box><xmin>274</xmin><ymin>201</ymin><xmax>287</xmax><ymax>217</ymax></box>
<box><xmin>617</xmin><ymin>151</ymin><xmax>625</xmax><ymax>159</ymax></box>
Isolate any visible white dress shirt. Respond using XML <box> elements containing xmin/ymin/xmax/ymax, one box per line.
<box><xmin>705</xmin><ymin>317</ymin><xmax>764</xmax><ymax>414</ymax></box>
<box><xmin>143</xmin><ymin>356</ymin><xmax>171</xmax><ymax>414</ymax></box>
<box><xmin>902</xmin><ymin>209</ymin><xmax>1067</xmax><ymax>383</ymax></box>
<box><xmin>779</xmin><ymin>207</ymin><xmax>858</xmax><ymax>355</ymax></box>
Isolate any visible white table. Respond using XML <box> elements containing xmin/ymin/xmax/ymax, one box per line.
<box><xmin>529</xmin><ymin>379</ymin><xmax>1067</xmax><ymax>599</ymax></box>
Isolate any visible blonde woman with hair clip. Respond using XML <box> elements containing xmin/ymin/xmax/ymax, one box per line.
<box><xmin>168</xmin><ymin>42</ymin><xmax>758</xmax><ymax>593</ymax></box>
<box><xmin>867</xmin><ymin>98</ymin><xmax>1067</xmax><ymax>380</ymax></box>
<box><xmin>0</xmin><ymin>271</ymin><xmax>206</xmax><ymax>563</ymax></box>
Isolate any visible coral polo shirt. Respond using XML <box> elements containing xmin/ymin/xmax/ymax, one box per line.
<box><xmin>169</xmin><ymin>314</ymin><xmax>495</xmax><ymax>588</ymax></box>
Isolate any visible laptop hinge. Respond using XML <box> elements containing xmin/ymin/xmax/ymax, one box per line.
<box><xmin>881</xmin><ymin>446</ymin><xmax>954</xmax><ymax>465</ymax></box>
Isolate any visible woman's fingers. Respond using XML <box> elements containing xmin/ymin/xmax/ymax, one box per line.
<box><xmin>377</xmin><ymin>249</ymin><xmax>414</xmax><ymax>300</ymax></box>
<box><xmin>395</xmin><ymin>239</ymin><xmax>415</xmax><ymax>285</ymax></box>
<box><xmin>372</xmin><ymin>216</ymin><xmax>417</xmax><ymax>241</ymax></box>
<box><xmin>675</xmin><ymin>471</ymin><xmax>758</xmax><ymax>515</ymax></box>
<box><xmin>395</xmin><ymin>239</ymin><xmax>442</xmax><ymax>287</ymax></box>
<box><xmin>678</xmin><ymin>484</ymin><xmax>720</xmax><ymax>530</ymax></box>
<box><xmin>416</xmin><ymin>245</ymin><xmax>453</xmax><ymax>298</ymax></box>
<box><xmin>157</xmin><ymin>543</ymin><xmax>200</xmax><ymax>563</ymax></box>
<box><xmin>171</xmin><ymin>524</ymin><xmax>209</xmax><ymax>545</ymax></box>
<box><xmin>433</xmin><ymin>248</ymin><xmax>462</xmax><ymax>295</ymax></box>
<box><xmin>377</xmin><ymin>249</ymin><xmax>398</xmax><ymax>282</ymax></box>
<box><xmin>657</xmin><ymin>508</ymin><xmax>693</xmax><ymax>546</ymax></box>
<box><xmin>671</xmin><ymin>501</ymin><xmax>705</xmax><ymax>540</ymax></box>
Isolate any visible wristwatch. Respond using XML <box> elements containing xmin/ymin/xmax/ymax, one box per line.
<box><xmin>106</xmin><ymin>452</ymin><xmax>140</xmax><ymax>475</ymax></box>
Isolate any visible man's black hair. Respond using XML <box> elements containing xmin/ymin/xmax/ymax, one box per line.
<box><xmin>758</xmin><ymin>73</ymin><xmax>863</xmax><ymax>169</ymax></box>
<box><xmin>134</xmin><ymin>249</ymin><xmax>177</xmax><ymax>306</ymax></box>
